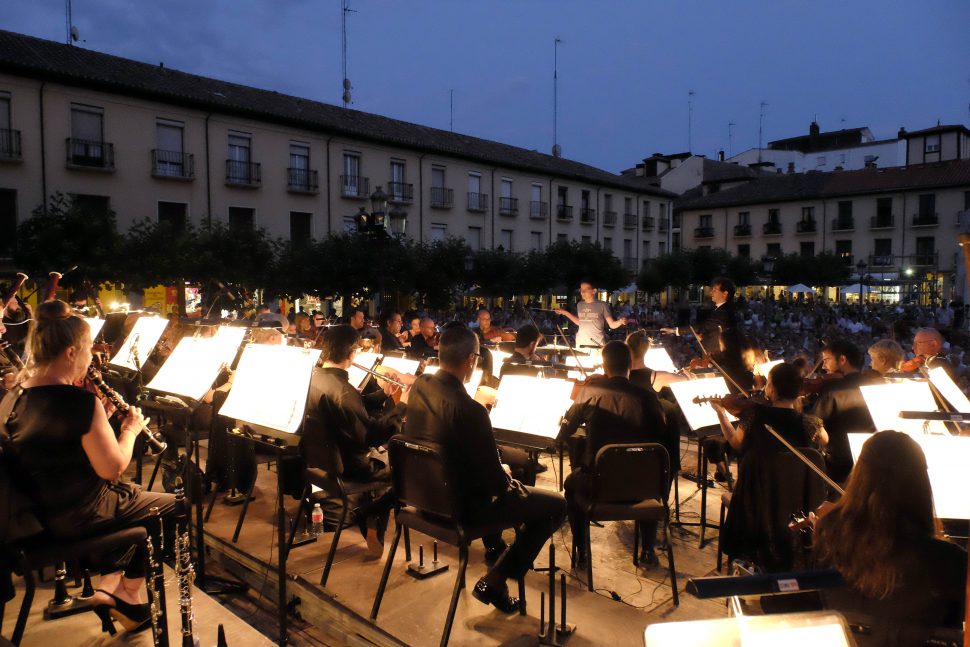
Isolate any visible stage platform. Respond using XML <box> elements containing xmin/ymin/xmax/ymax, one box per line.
<box><xmin>194</xmin><ymin>438</ymin><xmax>729</xmax><ymax>646</ymax></box>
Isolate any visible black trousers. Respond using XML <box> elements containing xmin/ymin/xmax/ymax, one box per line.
<box><xmin>49</xmin><ymin>482</ymin><xmax>176</xmax><ymax>579</ymax></box>
<box><xmin>477</xmin><ymin>486</ymin><xmax>566</xmax><ymax>582</ymax></box>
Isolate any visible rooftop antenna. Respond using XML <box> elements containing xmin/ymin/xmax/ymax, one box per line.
<box><xmin>449</xmin><ymin>89</ymin><xmax>454</xmax><ymax>132</ymax></box>
<box><xmin>688</xmin><ymin>90</ymin><xmax>695</xmax><ymax>154</ymax></box>
<box><xmin>552</xmin><ymin>37</ymin><xmax>562</xmax><ymax>158</ymax></box>
<box><xmin>65</xmin><ymin>0</ymin><xmax>78</xmax><ymax>45</ymax></box>
<box><xmin>341</xmin><ymin>0</ymin><xmax>355</xmax><ymax>107</ymax></box>
<box><xmin>758</xmin><ymin>101</ymin><xmax>768</xmax><ymax>163</ymax></box>
<box><xmin>728</xmin><ymin>121</ymin><xmax>736</xmax><ymax>158</ymax></box>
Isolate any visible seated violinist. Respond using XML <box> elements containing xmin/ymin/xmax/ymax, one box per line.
<box><xmin>905</xmin><ymin>327</ymin><xmax>958</xmax><ymax>381</ymax></box>
<box><xmin>499</xmin><ymin>325</ymin><xmax>547</xmax><ymax>378</ymax></box>
<box><xmin>406</xmin><ymin>317</ymin><xmax>438</xmax><ymax>360</ymax></box>
<box><xmin>814</xmin><ymin>431</ymin><xmax>966</xmax><ymax>644</ymax></box>
<box><xmin>711</xmin><ymin>362</ymin><xmax>828</xmax><ymax>571</ymax></box>
<box><xmin>867</xmin><ymin>339</ymin><xmax>904</xmax><ymax>376</ymax></box>
<box><xmin>476</xmin><ymin>309</ymin><xmax>504</xmax><ymax>345</ymax></box>
<box><xmin>558</xmin><ymin>341</ymin><xmax>669</xmax><ymax>565</ymax></box>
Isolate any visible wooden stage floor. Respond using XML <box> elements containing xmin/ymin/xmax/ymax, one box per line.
<box><xmin>191</xmin><ymin>438</ymin><xmax>730</xmax><ymax>646</ymax></box>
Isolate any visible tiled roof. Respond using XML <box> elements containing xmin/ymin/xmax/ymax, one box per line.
<box><xmin>676</xmin><ymin>159</ymin><xmax>970</xmax><ymax>211</ymax></box>
<box><xmin>699</xmin><ymin>158</ymin><xmax>765</xmax><ymax>184</ymax></box>
<box><xmin>0</xmin><ymin>29</ymin><xmax>675</xmax><ymax>198</ymax></box>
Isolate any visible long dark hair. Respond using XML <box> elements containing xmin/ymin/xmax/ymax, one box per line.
<box><xmin>814</xmin><ymin>431</ymin><xmax>938</xmax><ymax>599</ymax></box>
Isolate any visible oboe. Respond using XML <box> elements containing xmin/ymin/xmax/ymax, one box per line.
<box><xmin>86</xmin><ymin>365</ymin><xmax>168</xmax><ymax>454</ymax></box>
<box><xmin>173</xmin><ymin>480</ymin><xmax>197</xmax><ymax>647</ymax></box>
<box><xmin>146</xmin><ymin>506</ymin><xmax>169</xmax><ymax>647</ymax></box>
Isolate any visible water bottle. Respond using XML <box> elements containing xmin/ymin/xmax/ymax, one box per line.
<box><xmin>310</xmin><ymin>503</ymin><xmax>324</xmax><ymax>537</ymax></box>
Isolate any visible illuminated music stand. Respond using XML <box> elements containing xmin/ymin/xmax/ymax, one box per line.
<box><xmin>83</xmin><ymin>317</ymin><xmax>105</xmax><ymax>342</ymax></box>
<box><xmin>668</xmin><ymin>377</ymin><xmax>737</xmax><ymax>548</ymax></box>
<box><xmin>218</xmin><ymin>342</ymin><xmax>321</xmax><ymax>647</ymax></box>
<box><xmin>644</xmin><ymin>346</ymin><xmax>678</xmax><ymax>373</ymax></box>
<box><xmin>108</xmin><ymin>314</ymin><xmax>169</xmax><ymax>372</ymax></box>
<box><xmin>859</xmin><ymin>381</ymin><xmax>949</xmax><ymax>436</ymax></box>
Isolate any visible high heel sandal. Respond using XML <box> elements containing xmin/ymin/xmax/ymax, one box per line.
<box><xmin>95</xmin><ymin>589</ymin><xmax>152</xmax><ymax>633</ymax></box>
<box><xmin>91</xmin><ymin>605</ymin><xmax>117</xmax><ymax>636</ymax></box>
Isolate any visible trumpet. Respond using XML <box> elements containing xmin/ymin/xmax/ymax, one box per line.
<box><xmin>86</xmin><ymin>365</ymin><xmax>167</xmax><ymax>454</ymax></box>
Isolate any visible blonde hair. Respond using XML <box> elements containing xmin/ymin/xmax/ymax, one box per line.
<box><xmin>869</xmin><ymin>339</ymin><xmax>903</xmax><ymax>371</ymax></box>
<box><xmin>26</xmin><ymin>300</ymin><xmax>89</xmax><ymax>367</ymax></box>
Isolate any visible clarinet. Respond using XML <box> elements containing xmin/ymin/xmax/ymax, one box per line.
<box><xmin>146</xmin><ymin>506</ymin><xmax>169</xmax><ymax>647</ymax></box>
<box><xmin>173</xmin><ymin>480</ymin><xmax>198</xmax><ymax>647</ymax></box>
<box><xmin>86</xmin><ymin>365</ymin><xmax>168</xmax><ymax>454</ymax></box>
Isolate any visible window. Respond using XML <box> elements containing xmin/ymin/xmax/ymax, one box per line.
<box><xmin>915</xmin><ymin>237</ymin><xmax>936</xmax><ymax>266</ymax></box>
<box><xmin>738</xmin><ymin>211</ymin><xmax>749</xmax><ymax>225</ymax></box>
<box><xmin>659</xmin><ymin>203</ymin><xmax>667</xmax><ymax>224</ymax></box>
<box><xmin>604</xmin><ymin>193</ymin><xmax>613</xmax><ymax>212</ymax></box>
<box><xmin>602</xmin><ymin>237</ymin><xmax>612</xmax><ymax>251</ymax></box>
<box><xmin>430</xmin><ymin>223</ymin><xmax>447</xmax><ymax>242</ymax></box>
<box><xmin>623</xmin><ymin>239</ymin><xmax>633</xmax><ymax>259</ymax></box>
<box><xmin>767</xmin><ymin>209</ymin><xmax>779</xmax><ymax>224</ymax></box>
<box><xmin>876</xmin><ymin>197</ymin><xmax>892</xmax><ymax>220</ymax></box>
<box><xmin>390</xmin><ymin>159</ymin><xmax>406</xmax><ymax>200</ymax></box>
<box><xmin>228</xmin><ymin>206</ymin><xmax>254</xmax><ymax>231</ymax></box>
<box><xmin>659</xmin><ymin>241</ymin><xmax>666</xmax><ymax>255</ymax></box>
<box><xmin>737</xmin><ymin>244</ymin><xmax>750</xmax><ymax>258</ymax></box>
<box><xmin>227</xmin><ymin>132</ymin><xmax>253</xmax><ymax>183</ymax></box>
<box><xmin>289</xmin><ymin>142</ymin><xmax>311</xmax><ymax>190</ymax></box>
<box><xmin>581</xmin><ymin>190</ymin><xmax>590</xmax><ymax>210</ymax></box>
<box><xmin>530</xmin><ymin>231</ymin><xmax>542</xmax><ymax>251</ymax></box>
<box><xmin>557</xmin><ymin>233</ymin><xmax>568</xmax><ymax>243</ymax></box>
<box><xmin>290</xmin><ymin>211</ymin><xmax>312</xmax><ymax>243</ymax></box>
<box><xmin>838</xmin><ymin>201</ymin><xmax>852</xmax><ymax>219</ymax></box>
<box><xmin>835</xmin><ymin>240</ymin><xmax>852</xmax><ymax>263</ymax></box>
<box><xmin>531</xmin><ymin>184</ymin><xmax>542</xmax><ymax>202</ymax></box>
<box><xmin>874</xmin><ymin>238</ymin><xmax>892</xmax><ymax>256</ymax></box>
<box><xmin>642</xmin><ymin>241</ymin><xmax>650</xmax><ymax>259</ymax></box>
<box><xmin>154</xmin><ymin>119</ymin><xmax>185</xmax><ymax>176</ymax></box>
<box><xmin>766</xmin><ymin>243</ymin><xmax>782</xmax><ymax>257</ymax></box>
<box><xmin>468</xmin><ymin>173</ymin><xmax>485</xmax><ymax>211</ymax></box>
<box><xmin>69</xmin><ymin>104</ymin><xmax>106</xmax><ymax>166</ymax></box>
<box><xmin>918</xmin><ymin>194</ymin><xmax>936</xmax><ymax>219</ymax></box>
<box><xmin>501</xmin><ymin>179</ymin><xmax>513</xmax><ymax>199</ymax></box>
<box><xmin>157</xmin><ymin>201</ymin><xmax>187</xmax><ymax>233</ymax></box>
<box><xmin>801</xmin><ymin>206</ymin><xmax>815</xmax><ymax>222</ymax></box>
<box><xmin>800</xmin><ymin>241</ymin><xmax>815</xmax><ymax>257</ymax></box>
<box><xmin>342</xmin><ymin>152</ymin><xmax>362</xmax><ymax>196</ymax></box>
<box><xmin>643</xmin><ymin>200</ymin><xmax>651</xmax><ymax>218</ymax></box>
<box><xmin>925</xmin><ymin>134</ymin><xmax>941</xmax><ymax>154</ymax></box>
<box><xmin>431</xmin><ymin>166</ymin><xmax>446</xmax><ymax>188</ymax></box>
<box><xmin>624</xmin><ymin>197</ymin><xmax>633</xmax><ymax>215</ymax></box>
<box><xmin>500</xmin><ymin>229</ymin><xmax>513</xmax><ymax>251</ymax></box>
<box><xmin>557</xmin><ymin>186</ymin><xmax>568</xmax><ymax>206</ymax></box>
<box><xmin>0</xmin><ymin>94</ymin><xmax>10</xmax><ymax>132</ymax></box>
<box><xmin>0</xmin><ymin>189</ymin><xmax>15</xmax><ymax>258</ymax></box>
<box><xmin>467</xmin><ymin>226</ymin><xmax>482</xmax><ymax>252</ymax></box>
<box><xmin>699</xmin><ymin>214</ymin><xmax>712</xmax><ymax>228</ymax></box>
<box><xmin>816</xmin><ymin>155</ymin><xmax>826</xmax><ymax>167</ymax></box>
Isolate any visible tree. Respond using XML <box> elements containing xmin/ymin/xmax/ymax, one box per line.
<box><xmin>468</xmin><ymin>248</ymin><xmax>519</xmax><ymax>298</ymax></box>
<box><xmin>120</xmin><ymin>219</ymin><xmax>200</xmax><ymax>290</ymax></box>
<box><xmin>411</xmin><ymin>237</ymin><xmax>471</xmax><ymax>309</ymax></box>
<box><xmin>190</xmin><ymin>222</ymin><xmax>280</xmax><ymax>291</ymax></box>
<box><xmin>544</xmin><ymin>239</ymin><xmax>628</xmax><ymax>292</ymax></box>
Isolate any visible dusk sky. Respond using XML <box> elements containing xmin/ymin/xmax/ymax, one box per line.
<box><xmin>3</xmin><ymin>1</ymin><xmax>968</xmax><ymax>173</ymax></box>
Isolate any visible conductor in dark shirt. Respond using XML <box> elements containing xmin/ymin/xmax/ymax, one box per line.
<box><xmin>404</xmin><ymin>325</ymin><xmax>566</xmax><ymax>613</ymax></box>
<box><xmin>558</xmin><ymin>341</ymin><xmax>669</xmax><ymax>563</ymax></box>
<box><xmin>662</xmin><ymin>276</ymin><xmax>737</xmax><ymax>355</ymax></box>
<box><xmin>303</xmin><ymin>324</ymin><xmax>407</xmax><ymax>556</ymax></box>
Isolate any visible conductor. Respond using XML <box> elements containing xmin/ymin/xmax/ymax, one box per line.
<box><xmin>555</xmin><ymin>280</ymin><xmax>627</xmax><ymax>349</ymax></box>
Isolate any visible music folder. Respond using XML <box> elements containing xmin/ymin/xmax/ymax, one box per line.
<box><xmin>859</xmin><ymin>381</ymin><xmax>949</xmax><ymax>436</ymax></box>
<box><xmin>668</xmin><ymin>377</ymin><xmax>737</xmax><ymax>432</ymax></box>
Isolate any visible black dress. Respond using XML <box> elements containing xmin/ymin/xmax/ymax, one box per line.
<box><xmin>7</xmin><ymin>384</ymin><xmax>174</xmax><ymax>576</ymax></box>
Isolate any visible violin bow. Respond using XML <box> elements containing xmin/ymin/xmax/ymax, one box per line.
<box><xmin>688</xmin><ymin>324</ymin><xmax>750</xmax><ymax>396</ymax></box>
<box><xmin>764</xmin><ymin>424</ymin><xmax>845</xmax><ymax>496</ymax></box>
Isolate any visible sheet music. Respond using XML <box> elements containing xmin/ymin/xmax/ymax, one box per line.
<box><xmin>147</xmin><ymin>327</ymin><xmax>244</xmax><ymax>400</ymax></box>
<box><xmin>489</xmin><ymin>375</ymin><xmax>574</xmax><ymax>440</ymax></box>
<box><xmin>926</xmin><ymin>366</ymin><xmax>970</xmax><ymax>413</ymax></box>
<box><xmin>668</xmin><ymin>377</ymin><xmax>737</xmax><ymax>431</ymax></box>
<box><xmin>422</xmin><ymin>365</ymin><xmax>483</xmax><ymax>397</ymax></box>
<box><xmin>379</xmin><ymin>355</ymin><xmax>421</xmax><ymax>376</ymax></box>
<box><xmin>489</xmin><ymin>350</ymin><xmax>511</xmax><ymax>379</ymax></box>
<box><xmin>348</xmin><ymin>352</ymin><xmax>382</xmax><ymax>390</ymax></box>
<box><xmin>84</xmin><ymin>317</ymin><xmax>105</xmax><ymax>340</ymax></box>
<box><xmin>109</xmin><ymin>315</ymin><xmax>169</xmax><ymax>371</ymax></box>
<box><xmin>644</xmin><ymin>347</ymin><xmax>678</xmax><ymax>373</ymax></box>
<box><xmin>859</xmin><ymin>381</ymin><xmax>948</xmax><ymax>435</ymax></box>
<box><xmin>219</xmin><ymin>344</ymin><xmax>321</xmax><ymax>433</ymax></box>
<box><xmin>849</xmin><ymin>432</ymin><xmax>970</xmax><ymax>520</ymax></box>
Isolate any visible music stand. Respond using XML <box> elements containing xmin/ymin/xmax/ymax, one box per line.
<box><xmin>421</xmin><ymin>364</ymin><xmax>483</xmax><ymax>397</ymax></box>
<box><xmin>108</xmin><ymin>315</ymin><xmax>169</xmax><ymax>372</ymax></box>
<box><xmin>218</xmin><ymin>343</ymin><xmax>321</xmax><ymax>647</ymax></box>
<box><xmin>859</xmin><ymin>381</ymin><xmax>949</xmax><ymax>436</ymax></box>
<box><xmin>644</xmin><ymin>346</ymin><xmax>678</xmax><ymax>373</ymax></box>
<box><xmin>668</xmin><ymin>377</ymin><xmax>737</xmax><ymax>548</ymax></box>
<box><xmin>348</xmin><ymin>351</ymin><xmax>382</xmax><ymax>390</ymax></box>
<box><xmin>83</xmin><ymin>317</ymin><xmax>105</xmax><ymax>342</ymax></box>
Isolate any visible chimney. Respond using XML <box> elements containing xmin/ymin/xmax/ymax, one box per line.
<box><xmin>787</xmin><ymin>162</ymin><xmax>795</xmax><ymax>174</ymax></box>
<box><xmin>717</xmin><ymin>150</ymin><xmax>725</xmax><ymax>161</ymax></box>
<box><xmin>897</xmin><ymin>127</ymin><xmax>907</xmax><ymax>138</ymax></box>
<box><xmin>809</xmin><ymin>121</ymin><xmax>820</xmax><ymax>137</ymax></box>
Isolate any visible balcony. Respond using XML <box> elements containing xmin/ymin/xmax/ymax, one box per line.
<box><xmin>659</xmin><ymin>219</ymin><xmax>669</xmax><ymax>233</ymax></box>
<box><xmin>623</xmin><ymin>213</ymin><xmax>638</xmax><ymax>229</ymax></box>
<box><xmin>530</xmin><ymin>201</ymin><xmax>548</xmax><ymax>220</ymax></box>
<box><xmin>641</xmin><ymin>216</ymin><xmax>654</xmax><ymax>232</ymax></box>
<box><xmin>796</xmin><ymin>219</ymin><xmax>817</xmax><ymax>233</ymax></box>
<box><xmin>287</xmin><ymin>168</ymin><xmax>319</xmax><ymax>194</ymax></box>
<box><xmin>499</xmin><ymin>197</ymin><xmax>519</xmax><ymax>216</ymax></box>
<box><xmin>66</xmin><ymin>138</ymin><xmax>114</xmax><ymax>170</ymax></box>
<box><xmin>763</xmin><ymin>221</ymin><xmax>782</xmax><ymax>235</ymax></box>
<box><xmin>603</xmin><ymin>211</ymin><xmax>617</xmax><ymax>227</ymax></box>
<box><xmin>912</xmin><ymin>213</ymin><xmax>938</xmax><ymax>227</ymax></box>
<box><xmin>695</xmin><ymin>226</ymin><xmax>714</xmax><ymax>238</ymax></box>
<box><xmin>623</xmin><ymin>257</ymin><xmax>638</xmax><ymax>272</ymax></box>
<box><xmin>556</xmin><ymin>204</ymin><xmax>573</xmax><ymax>221</ymax></box>
<box><xmin>387</xmin><ymin>181</ymin><xmax>413</xmax><ymax>204</ymax></box>
<box><xmin>225</xmin><ymin>160</ymin><xmax>261</xmax><ymax>187</ymax></box>
<box><xmin>733</xmin><ymin>223</ymin><xmax>751</xmax><ymax>237</ymax></box>
<box><xmin>869</xmin><ymin>254</ymin><xmax>895</xmax><ymax>268</ymax></box>
<box><xmin>0</xmin><ymin>128</ymin><xmax>22</xmax><ymax>161</ymax></box>
<box><xmin>839</xmin><ymin>254</ymin><xmax>854</xmax><ymax>267</ymax></box>
<box><xmin>341</xmin><ymin>175</ymin><xmax>370</xmax><ymax>199</ymax></box>
<box><xmin>468</xmin><ymin>192</ymin><xmax>489</xmax><ymax>212</ymax></box>
<box><xmin>430</xmin><ymin>187</ymin><xmax>453</xmax><ymax>208</ymax></box>
<box><xmin>580</xmin><ymin>207</ymin><xmax>596</xmax><ymax>225</ymax></box>
<box><xmin>912</xmin><ymin>252</ymin><xmax>938</xmax><ymax>267</ymax></box>
<box><xmin>831</xmin><ymin>218</ymin><xmax>854</xmax><ymax>231</ymax></box>
<box><xmin>151</xmin><ymin>149</ymin><xmax>194</xmax><ymax>180</ymax></box>
<box><xmin>870</xmin><ymin>215</ymin><xmax>895</xmax><ymax>229</ymax></box>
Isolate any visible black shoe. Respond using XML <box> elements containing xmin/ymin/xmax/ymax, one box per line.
<box><xmin>484</xmin><ymin>541</ymin><xmax>508</xmax><ymax>564</ymax></box>
<box><xmin>96</xmin><ymin>590</ymin><xmax>152</xmax><ymax>634</ymax></box>
<box><xmin>535</xmin><ymin>462</ymin><xmax>548</xmax><ymax>474</ymax></box>
<box><xmin>472</xmin><ymin>578</ymin><xmax>520</xmax><ymax>614</ymax></box>
<box><xmin>91</xmin><ymin>606</ymin><xmax>117</xmax><ymax>636</ymax></box>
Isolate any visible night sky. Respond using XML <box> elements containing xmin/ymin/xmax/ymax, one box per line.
<box><xmin>4</xmin><ymin>1</ymin><xmax>968</xmax><ymax>172</ymax></box>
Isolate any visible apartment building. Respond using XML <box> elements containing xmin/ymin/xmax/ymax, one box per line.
<box><xmin>677</xmin><ymin>160</ymin><xmax>970</xmax><ymax>302</ymax></box>
<box><xmin>0</xmin><ymin>30</ymin><xmax>674</xmax><ymax>275</ymax></box>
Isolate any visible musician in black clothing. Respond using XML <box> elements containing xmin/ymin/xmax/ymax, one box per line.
<box><xmin>378</xmin><ymin>310</ymin><xmax>405</xmax><ymax>353</ymax></box>
<box><xmin>810</xmin><ymin>339</ymin><xmax>881</xmax><ymax>484</ymax></box>
<box><xmin>558</xmin><ymin>341</ymin><xmax>669</xmax><ymax>564</ymax></box>
<box><xmin>404</xmin><ymin>325</ymin><xmax>566</xmax><ymax>613</ymax></box>
<box><xmin>498</xmin><ymin>324</ymin><xmax>548</xmax><ymax>379</ymax></box>
<box><xmin>303</xmin><ymin>325</ymin><xmax>407</xmax><ymax>556</ymax></box>
<box><xmin>406</xmin><ymin>317</ymin><xmax>438</xmax><ymax>359</ymax></box>
<box><xmin>662</xmin><ymin>276</ymin><xmax>738</xmax><ymax>355</ymax></box>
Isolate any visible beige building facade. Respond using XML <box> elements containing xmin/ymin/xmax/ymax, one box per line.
<box><xmin>0</xmin><ymin>30</ymin><xmax>673</xmax><ymax>275</ymax></box>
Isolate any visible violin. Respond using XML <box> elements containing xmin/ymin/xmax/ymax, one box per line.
<box><xmin>799</xmin><ymin>372</ymin><xmax>844</xmax><ymax>396</ymax></box>
<box><xmin>899</xmin><ymin>355</ymin><xmax>925</xmax><ymax>372</ymax></box>
<box><xmin>692</xmin><ymin>392</ymin><xmax>766</xmax><ymax>417</ymax></box>
<box><xmin>788</xmin><ymin>500</ymin><xmax>837</xmax><ymax>537</ymax></box>
<box><xmin>687</xmin><ymin>356</ymin><xmax>713</xmax><ymax>371</ymax></box>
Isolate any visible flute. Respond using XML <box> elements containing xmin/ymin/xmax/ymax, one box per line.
<box><xmin>86</xmin><ymin>365</ymin><xmax>168</xmax><ymax>454</ymax></box>
<box><xmin>352</xmin><ymin>362</ymin><xmax>409</xmax><ymax>389</ymax></box>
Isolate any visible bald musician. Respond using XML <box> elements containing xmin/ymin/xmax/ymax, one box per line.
<box><xmin>476</xmin><ymin>309</ymin><xmax>504</xmax><ymax>345</ymax></box>
<box><xmin>406</xmin><ymin>317</ymin><xmax>438</xmax><ymax>359</ymax></box>
<box><xmin>911</xmin><ymin>327</ymin><xmax>958</xmax><ymax>381</ymax></box>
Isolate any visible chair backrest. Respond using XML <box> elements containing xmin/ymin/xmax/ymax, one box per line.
<box><xmin>387</xmin><ymin>436</ymin><xmax>462</xmax><ymax>521</ymax></box>
<box><xmin>299</xmin><ymin>414</ymin><xmax>345</xmax><ymax>478</ymax></box>
<box><xmin>591</xmin><ymin>443</ymin><xmax>669</xmax><ymax>505</ymax></box>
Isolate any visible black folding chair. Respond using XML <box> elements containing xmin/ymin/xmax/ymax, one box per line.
<box><xmin>370</xmin><ymin>436</ymin><xmax>526</xmax><ymax>647</ymax></box>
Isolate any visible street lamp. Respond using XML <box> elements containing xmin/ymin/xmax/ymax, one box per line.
<box><xmin>763</xmin><ymin>254</ymin><xmax>775</xmax><ymax>302</ymax></box>
<box><xmin>856</xmin><ymin>259</ymin><xmax>868</xmax><ymax>305</ymax></box>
